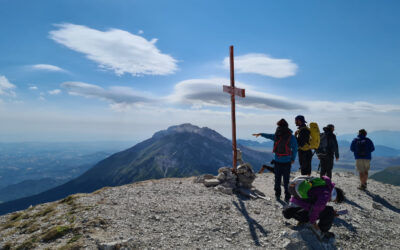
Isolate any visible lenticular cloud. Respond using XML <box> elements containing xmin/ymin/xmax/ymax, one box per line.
<box><xmin>223</xmin><ymin>53</ymin><xmax>298</xmax><ymax>78</ymax></box>
<box><xmin>49</xmin><ymin>23</ymin><xmax>178</xmax><ymax>76</ymax></box>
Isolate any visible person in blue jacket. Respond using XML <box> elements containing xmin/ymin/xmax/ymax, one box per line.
<box><xmin>253</xmin><ymin>118</ymin><xmax>298</xmax><ymax>202</ymax></box>
<box><xmin>350</xmin><ymin>129</ymin><xmax>375</xmax><ymax>190</ymax></box>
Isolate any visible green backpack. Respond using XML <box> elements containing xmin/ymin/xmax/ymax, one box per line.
<box><xmin>288</xmin><ymin>176</ymin><xmax>327</xmax><ymax>199</ymax></box>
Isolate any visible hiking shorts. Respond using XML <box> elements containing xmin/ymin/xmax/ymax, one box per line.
<box><xmin>356</xmin><ymin>159</ymin><xmax>370</xmax><ymax>173</ymax></box>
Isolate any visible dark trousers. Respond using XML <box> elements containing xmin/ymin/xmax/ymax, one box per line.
<box><xmin>282</xmin><ymin>206</ymin><xmax>335</xmax><ymax>232</ymax></box>
<box><xmin>299</xmin><ymin>150</ymin><xmax>312</xmax><ymax>175</ymax></box>
<box><xmin>320</xmin><ymin>155</ymin><xmax>334</xmax><ymax>179</ymax></box>
<box><xmin>274</xmin><ymin>161</ymin><xmax>291</xmax><ymax>199</ymax></box>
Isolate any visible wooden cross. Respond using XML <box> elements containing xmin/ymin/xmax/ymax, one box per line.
<box><xmin>223</xmin><ymin>46</ymin><xmax>245</xmax><ymax>172</ymax></box>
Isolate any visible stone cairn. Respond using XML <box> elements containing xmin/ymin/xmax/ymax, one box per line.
<box><xmin>194</xmin><ymin>149</ymin><xmax>267</xmax><ymax>199</ymax></box>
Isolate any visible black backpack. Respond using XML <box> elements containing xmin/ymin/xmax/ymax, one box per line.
<box><xmin>273</xmin><ymin>132</ymin><xmax>292</xmax><ymax>156</ymax></box>
<box><xmin>316</xmin><ymin>133</ymin><xmax>328</xmax><ymax>157</ymax></box>
<box><xmin>356</xmin><ymin>138</ymin><xmax>369</xmax><ymax>157</ymax></box>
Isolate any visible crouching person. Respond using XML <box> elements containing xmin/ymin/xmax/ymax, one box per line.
<box><xmin>282</xmin><ymin>176</ymin><xmax>345</xmax><ymax>239</ymax></box>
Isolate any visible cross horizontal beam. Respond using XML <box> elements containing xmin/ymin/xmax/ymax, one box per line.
<box><xmin>223</xmin><ymin>85</ymin><xmax>245</xmax><ymax>98</ymax></box>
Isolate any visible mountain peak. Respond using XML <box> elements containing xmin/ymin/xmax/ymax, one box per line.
<box><xmin>152</xmin><ymin>123</ymin><xmax>225</xmax><ymax>143</ymax></box>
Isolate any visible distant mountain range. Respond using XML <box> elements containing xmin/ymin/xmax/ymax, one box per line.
<box><xmin>338</xmin><ymin>130</ymin><xmax>400</xmax><ymax>150</ymax></box>
<box><xmin>0</xmin><ymin>124</ymin><xmax>272</xmax><ymax>215</ymax></box>
<box><xmin>0</xmin><ymin>178</ymin><xmax>67</xmax><ymax>203</ymax></box>
<box><xmin>0</xmin><ymin>141</ymin><xmax>134</xmax><ymax>188</ymax></box>
<box><xmin>371</xmin><ymin>166</ymin><xmax>400</xmax><ymax>186</ymax></box>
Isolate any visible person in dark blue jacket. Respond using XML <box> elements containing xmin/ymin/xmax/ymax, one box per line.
<box><xmin>350</xmin><ymin>129</ymin><xmax>375</xmax><ymax>190</ymax></box>
<box><xmin>253</xmin><ymin>118</ymin><xmax>298</xmax><ymax>202</ymax></box>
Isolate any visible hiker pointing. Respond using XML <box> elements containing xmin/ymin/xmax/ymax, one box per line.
<box><xmin>253</xmin><ymin>118</ymin><xmax>298</xmax><ymax>202</ymax></box>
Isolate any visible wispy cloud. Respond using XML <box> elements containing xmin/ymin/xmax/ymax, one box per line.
<box><xmin>223</xmin><ymin>53</ymin><xmax>298</xmax><ymax>78</ymax></box>
<box><xmin>29</xmin><ymin>86</ymin><xmax>38</xmax><ymax>90</ymax></box>
<box><xmin>48</xmin><ymin>89</ymin><xmax>61</xmax><ymax>95</ymax></box>
<box><xmin>49</xmin><ymin>23</ymin><xmax>178</xmax><ymax>76</ymax></box>
<box><xmin>0</xmin><ymin>76</ymin><xmax>16</xmax><ymax>97</ymax></box>
<box><xmin>61</xmin><ymin>81</ymin><xmax>155</xmax><ymax>111</ymax></box>
<box><xmin>306</xmin><ymin>101</ymin><xmax>400</xmax><ymax>113</ymax></box>
<box><xmin>39</xmin><ymin>92</ymin><xmax>46</xmax><ymax>101</ymax></box>
<box><xmin>31</xmin><ymin>64</ymin><xmax>66</xmax><ymax>72</ymax></box>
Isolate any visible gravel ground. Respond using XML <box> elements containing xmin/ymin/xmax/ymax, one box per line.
<box><xmin>1</xmin><ymin>171</ymin><xmax>399</xmax><ymax>249</ymax></box>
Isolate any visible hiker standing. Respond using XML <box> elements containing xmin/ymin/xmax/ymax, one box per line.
<box><xmin>295</xmin><ymin>115</ymin><xmax>312</xmax><ymax>176</ymax></box>
<box><xmin>282</xmin><ymin>176</ymin><xmax>345</xmax><ymax>239</ymax></box>
<box><xmin>317</xmin><ymin>124</ymin><xmax>339</xmax><ymax>179</ymax></box>
<box><xmin>350</xmin><ymin>129</ymin><xmax>375</xmax><ymax>190</ymax></box>
<box><xmin>253</xmin><ymin>118</ymin><xmax>298</xmax><ymax>202</ymax></box>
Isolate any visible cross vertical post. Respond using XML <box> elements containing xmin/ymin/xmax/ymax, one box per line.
<box><xmin>223</xmin><ymin>45</ymin><xmax>245</xmax><ymax>172</ymax></box>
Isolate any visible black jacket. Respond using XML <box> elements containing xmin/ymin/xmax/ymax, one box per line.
<box><xmin>323</xmin><ymin>127</ymin><xmax>339</xmax><ymax>158</ymax></box>
<box><xmin>296</xmin><ymin>124</ymin><xmax>310</xmax><ymax>150</ymax></box>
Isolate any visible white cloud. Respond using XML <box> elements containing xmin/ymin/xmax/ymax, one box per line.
<box><xmin>0</xmin><ymin>76</ymin><xmax>16</xmax><ymax>96</ymax></box>
<box><xmin>223</xmin><ymin>53</ymin><xmax>298</xmax><ymax>78</ymax></box>
<box><xmin>168</xmin><ymin>78</ymin><xmax>305</xmax><ymax>110</ymax></box>
<box><xmin>48</xmin><ymin>89</ymin><xmax>61</xmax><ymax>95</ymax></box>
<box><xmin>49</xmin><ymin>23</ymin><xmax>178</xmax><ymax>76</ymax></box>
<box><xmin>29</xmin><ymin>86</ymin><xmax>38</xmax><ymax>90</ymax></box>
<box><xmin>61</xmin><ymin>81</ymin><xmax>155</xmax><ymax>111</ymax></box>
<box><xmin>138</xmin><ymin>30</ymin><xmax>144</xmax><ymax>34</ymax></box>
<box><xmin>168</xmin><ymin>78</ymin><xmax>400</xmax><ymax>113</ymax></box>
<box><xmin>62</xmin><ymin>78</ymin><xmax>400</xmax><ymax>115</ymax></box>
<box><xmin>31</xmin><ymin>64</ymin><xmax>65</xmax><ymax>72</ymax></box>
<box><xmin>306</xmin><ymin>101</ymin><xmax>400</xmax><ymax>113</ymax></box>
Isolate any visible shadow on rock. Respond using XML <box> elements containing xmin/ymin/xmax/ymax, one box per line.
<box><xmin>344</xmin><ymin>199</ymin><xmax>364</xmax><ymax>210</ymax></box>
<box><xmin>365</xmin><ymin>190</ymin><xmax>400</xmax><ymax>214</ymax></box>
<box><xmin>334</xmin><ymin>217</ymin><xmax>357</xmax><ymax>233</ymax></box>
<box><xmin>232</xmin><ymin>198</ymin><xmax>268</xmax><ymax>246</ymax></box>
<box><xmin>291</xmin><ymin>228</ymin><xmax>337</xmax><ymax>250</ymax></box>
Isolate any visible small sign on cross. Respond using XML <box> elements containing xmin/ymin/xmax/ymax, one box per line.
<box><xmin>223</xmin><ymin>45</ymin><xmax>246</xmax><ymax>172</ymax></box>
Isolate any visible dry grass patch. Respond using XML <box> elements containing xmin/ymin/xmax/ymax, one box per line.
<box><xmin>9</xmin><ymin>212</ymin><xmax>23</xmax><ymax>221</ymax></box>
<box><xmin>1</xmin><ymin>242</ymin><xmax>13</xmax><ymax>250</ymax></box>
<box><xmin>35</xmin><ymin>204</ymin><xmax>56</xmax><ymax>218</ymax></box>
<box><xmin>41</xmin><ymin>225</ymin><xmax>72</xmax><ymax>242</ymax></box>
<box><xmin>22</xmin><ymin>223</ymin><xmax>40</xmax><ymax>234</ymax></box>
<box><xmin>67</xmin><ymin>234</ymin><xmax>82</xmax><ymax>243</ymax></box>
<box><xmin>1</xmin><ymin>212</ymin><xmax>25</xmax><ymax>230</ymax></box>
<box><xmin>15</xmin><ymin>237</ymin><xmax>38</xmax><ymax>250</ymax></box>
<box><xmin>92</xmin><ymin>186</ymin><xmax>111</xmax><ymax>195</ymax></box>
<box><xmin>58</xmin><ymin>242</ymin><xmax>83</xmax><ymax>250</ymax></box>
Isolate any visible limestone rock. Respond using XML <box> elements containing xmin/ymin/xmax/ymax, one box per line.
<box><xmin>204</xmin><ymin>179</ymin><xmax>220</xmax><ymax>187</ymax></box>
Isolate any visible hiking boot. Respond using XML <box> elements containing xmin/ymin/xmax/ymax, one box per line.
<box><xmin>275</xmin><ymin>195</ymin><xmax>281</xmax><ymax>201</ymax></box>
<box><xmin>357</xmin><ymin>184</ymin><xmax>366</xmax><ymax>191</ymax></box>
<box><xmin>284</xmin><ymin>195</ymin><xmax>291</xmax><ymax>203</ymax></box>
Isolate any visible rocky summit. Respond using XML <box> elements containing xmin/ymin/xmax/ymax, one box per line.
<box><xmin>0</xmin><ymin>172</ymin><xmax>399</xmax><ymax>249</ymax></box>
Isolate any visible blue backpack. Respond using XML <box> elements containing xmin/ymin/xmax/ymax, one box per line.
<box><xmin>356</xmin><ymin>138</ymin><xmax>369</xmax><ymax>157</ymax></box>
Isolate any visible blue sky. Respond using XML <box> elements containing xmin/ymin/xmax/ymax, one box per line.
<box><xmin>1</xmin><ymin>0</ymin><xmax>400</xmax><ymax>142</ymax></box>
